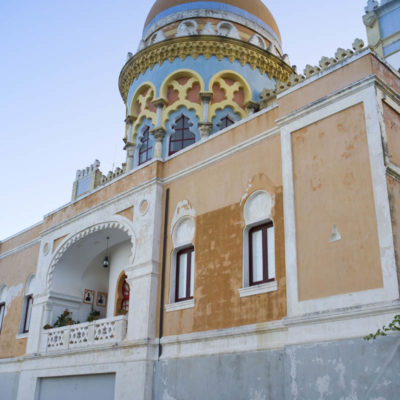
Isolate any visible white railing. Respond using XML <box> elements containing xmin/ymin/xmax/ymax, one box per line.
<box><xmin>42</xmin><ymin>315</ymin><xmax>127</xmax><ymax>352</ymax></box>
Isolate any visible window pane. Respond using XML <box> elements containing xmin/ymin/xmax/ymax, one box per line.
<box><xmin>0</xmin><ymin>304</ymin><xmax>4</xmax><ymax>332</ymax></box>
<box><xmin>251</xmin><ymin>230</ymin><xmax>263</xmax><ymax>283</ymax></box>
<box><xmin>190</xmin><ymin>251</ymin><xmax>195</xmax><ymax>298</ymax></box>
<box><xmin>139</xmin><ymin>149</ymin><xmax>146</xmax><ymax>164</ymax></box>
<box><xmin>184</xmin><ymin>130</ymin><xmax>195</xmax><ymax>140</ymax></box>
<box><xmin>178</xmin><ymin>253</ymin><xmax>187</xmax><ymax>299</ymax></box>
<box><xmin>24</xmin><ymin>296</ymin><xmax>33</xmax><ymax>332</ymax></box>
<box><xmin>170</xmin><ymin>137</ymin><xmax>182</xmax><ymax>152</ymax></box>
<box><xmin>267</xmin><ymin>226</ymin><xmax>275</xmax><ymax>280</ymax></box>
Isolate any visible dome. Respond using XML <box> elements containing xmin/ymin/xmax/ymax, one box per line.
<box><xmin>144</xmin><ymin>0</ymin><xmax>281</xmax><ymax>42</ymax></box>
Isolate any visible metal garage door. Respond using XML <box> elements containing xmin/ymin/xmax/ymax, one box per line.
<box><xmin>36</xmin><ymin>373</ymin><xmax>115</xmax><ymax>400</ymax></box>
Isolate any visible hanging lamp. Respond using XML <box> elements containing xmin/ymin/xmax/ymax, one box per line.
<box><xmin>103</xmin><ymin>236</ymin><xmax>110</xmax><ymax>268</ymax></box>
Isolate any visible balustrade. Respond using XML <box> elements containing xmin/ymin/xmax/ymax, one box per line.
<box><xmin>42</xmin><ymin>315</ymin><xmax>127</xmax><ymax>352</ymax></box>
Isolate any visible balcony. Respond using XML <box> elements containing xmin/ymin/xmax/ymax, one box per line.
<box><xmin>41</xmin><ymin>315</ymin><xmax>127</xmax><ymax>353</ymax></box>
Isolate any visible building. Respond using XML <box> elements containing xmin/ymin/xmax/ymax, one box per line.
<box><xmin>0</xmin><ymin>0</ymin><xmax>400</xmax><ymax>399</ymax></box>
<box><xmin>364</xmin><ymin>0</ymin><xmax>400</xmax><ymax>69</ymax></box>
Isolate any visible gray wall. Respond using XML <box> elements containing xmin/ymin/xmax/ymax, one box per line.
<box><xmin>35</xmin><ymin>373</ymin><xmax>115</xmax><ymax>400</ymax></box>
<box><xmin>0</xmin><ymin>372</ymin><xmax>19</xmax><ymax>400</ymax></box>
<box><xmin>153</xmin><ymin>335</ymin><xmax>400</xmax><ymax>400</ymax></box>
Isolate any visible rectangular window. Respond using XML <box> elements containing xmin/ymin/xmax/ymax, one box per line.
<box><xmin>0</xmin><ymin>303</ymin><xmax>5</xmax><ymax>333</ymax></box>
<box><xmin>22</xmin><ymin>295</ymin><xmax>33</xmax><ymax>333</ymax></box>
<box><xmin>249</xmin><ymin>222</ymin><xmax>275</xmax><ymax>286</ymax></box>
<box><xmin>175</xmin><ymin>247</ymin><xmax>194</xmax><ymax>302</ymax></box>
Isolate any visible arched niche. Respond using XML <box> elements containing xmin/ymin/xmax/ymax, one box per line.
<box><xmin>46</xmin><ymin>222</ymin><xmax>135</xmax><ymax>326</ymax></box>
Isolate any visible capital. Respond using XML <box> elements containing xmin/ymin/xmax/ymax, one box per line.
<box><xmin>199</xmin><ymin>91</ymin><xmax>213</xmax><ymax>102</ymax></box>
<box><xmin>151</xmin><ymin>127</ymin><xmax>166</xmax><ymax>142</ymax></box>
<box><xmin>245</xmin><ymin>101</ymin><xmax>259</xmax><ymax>115</ymax></box>
<box><xmin>198</xmin><ymin>122</ymin><xmax>213</xmax><ymax>139</ymax></box>
<box><xmin>125</xmin><ymin>115</ymin><xmax>136</xmax><ymax>125</ymax></box>
<box><xmin>152</xmin><ymin>98</ymin><xmax>168</xmax><ymax>109</ymax></box>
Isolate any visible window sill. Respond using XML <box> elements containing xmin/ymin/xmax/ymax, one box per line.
<box><xmin>16</xmin><ymin>333</ymin><xmax>29</xmax><ymax>340</ymax></box>
<box><xmin>239</xmin><ymin>281</ymin><xmax>278</xmax><ymax>298</ymax></box>
<box><xmin>165</xmin><ymin>299</ymin><xmax>195</xmax><ymax>312</ymax></box>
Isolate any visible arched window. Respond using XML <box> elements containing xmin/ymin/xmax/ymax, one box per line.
<box><xmin>19</xmin><ymin>275</ymin><xmax>36</xmax><ymax>334</ymax></box>
<box><xmin>138</xmin><ymin>126</ymin><xmax>153</xmax><ymax>165</ymax></box>
<box><xmin>0</xmin><ymin>285</ymin><xmax>6</xmax><ymax>334</ymax></box>
<box><xmin>175</xmin><ymin>246</ymin><xmax>195</xmax><ymax>302</ymax></box>
<box><xmin>239</xmin><ymin>191</ymin><xmax>277</xmax><ymax>297</ymax></box>
<box><xmin>169</xmin><ymin>114</ymin><xmax>196</xmax><ymax>156</ymax></box>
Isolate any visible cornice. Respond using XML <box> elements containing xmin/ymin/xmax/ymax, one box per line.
<box><xmin>119</xmin><ymin>36</ymin><xmax>292</xmax><ymax>103</ymax></box>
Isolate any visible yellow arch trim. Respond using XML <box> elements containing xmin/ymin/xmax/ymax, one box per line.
<box><xmin>208</xmin><ymin>70</ymin><xmax>252</xmax><ymax>120</ymax></box>
<box><xmin>128</xmin><ymin>81</ymin><xmax>157</xmax><ymax>118</ymax></box>
<box><xmin>127</xmin><ymin>81</ymin><xmax>157</xmax><ymax>142</ymax></box>
<box><xmin>160</xmin><ymin>69</ymin><xmax>205</xmax><ymax>126</ymax></box>
<box><xmin>160</xmin><ymin>69</ymin><xmax>205</xmax><ymax>99</ymax></box>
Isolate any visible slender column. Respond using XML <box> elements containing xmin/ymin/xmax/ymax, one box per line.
<box><xmin>198</xmin><ymin>91</ymin><xmax>213</xmax><ymax>139</ymax></box>
<box><xmin>150</xmin><ymin>127</ymin><xmax>166</xmax><ymax>158</ymax></box>
<box><xmin>125</xmin><ymin>115</ymin><xmax>136</xmax><ymax>142</ymax></box>
<box><xmin>125</xmin><ymin>141</ymin><xmax>135</xmax><ymax>171</ymax></box>
<box><xmin>152</xmin><ymin>98</ymin><xmax>167</xmax><ymax>127</ymax></box>
<box><xmin>150</xmin><ymin>98</ymin><xmax>167</xmax><ymax>158</ymax></box>
<box><xmin>124</xmin><ymin>115</ymin><xmax>137</xmax><ymax>170</ymax></box>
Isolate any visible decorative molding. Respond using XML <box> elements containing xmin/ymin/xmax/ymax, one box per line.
<box><xmin>119</xmin><ymin>36</ymin><xmax>292</xmax><ymax>103</ymax></box>
<box><xmin>165</xmin><ymin>299</ymin><xmax>195</xmax><ymax>312</ymax></box>
<box><xmin>142</xmin><ymin>9</ymin><xmax>282</xmax><ymax>50</ymax></box>
<box><xmin>0</xmin><ymin>238</ymin><xmax>41</xmax><ymax>260</ymax></box>
<box><xmin>46</xmin><ymin>220</ymin><xmax>136</xmax><ymax>291</ymax></box>
<box><xmin>239</xmin><ymin>281</ymin><xmax>278</xmax><ymax>298</ymax></box>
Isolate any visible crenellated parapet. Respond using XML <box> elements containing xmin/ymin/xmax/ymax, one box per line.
<box><xmin>71</xmin><ymin>160</ymin><xmax>127</xmax><ymax>200</ymax></box>
<box><xmin>259</xmin><ymin>39</ymin><xmax>367</xmax><ymax>109</ymax></box>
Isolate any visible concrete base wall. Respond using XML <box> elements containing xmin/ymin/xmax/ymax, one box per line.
<box><xmin>0</xmin><ymin>372</ymin><xmax>20</xmax><ymax>400</ymax></box>
<box><xmin>153</xmin><ymin>335</ymin><xmax>400</xmax><ymax>400</ymax></box>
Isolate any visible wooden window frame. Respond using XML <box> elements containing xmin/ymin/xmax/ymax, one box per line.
<box><xmin>22</xmin><ymin>295</ymin><xmax>33</xmax><ymax>333</ymax></box>
<box><xmin>220</xmin><ymin>115</ymin><xmax>235</xmax><ymax>128</ymax></box>
<box><xmin>249</xmin><ymin>222</ymin><xmax>275</xmax><ymax>286</ymax></box>
<box><xmin>175</xmin><ymin>246</ymin><xmax>194</xmax><ymax>302</ymax></box>
<box><xmin>0</xmin><ymin>302</ymin><xmax>5</xmax><ymax>334</ymax></box>
<box><xmin>169</xmin><ymin>114</ymin><xmax>196</xmax><ymax>156</ymax></box>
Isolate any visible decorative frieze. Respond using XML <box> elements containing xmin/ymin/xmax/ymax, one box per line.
<box><xmin>119</xmin><ymin>36</ymin><xmax>292</xmax><ymax>103</ymax></box>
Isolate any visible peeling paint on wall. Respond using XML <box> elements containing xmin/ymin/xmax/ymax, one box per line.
<box><xmin>4</xmin><ymin>283</ymin><xmax>23</xmax><ymax>316</ymax></box>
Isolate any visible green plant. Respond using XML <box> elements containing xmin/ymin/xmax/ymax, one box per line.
<box><xmin>53</xmin><ymin>309</ymin><xmax>78</xmax><ymax>328</ymax></box>
<box><xmin>87</xmin><ymin>307</ymin><xmax>100</xmax><ymax>322</ymax></box>
<box><xmin>117</xmin><ymin>308</ymin><xmax>128</xmax><ymax>315</ymax></box>
<box><xmin>364</xmin><ymin>314</ymin><xmax>400</xmax><ymax>340</ymax></box>
<box><xmin>43</xmin><ymin>324</ymin><xmax>53</xmax><ymax>330</ymax></box>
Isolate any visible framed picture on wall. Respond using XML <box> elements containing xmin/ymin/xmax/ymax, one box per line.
<box><xmin>96</xmin><ymin>292</ymin><xmax>107</xmax><ymax>307</ymax></box>
<box><xmin>83</xmin><ymin>289</ymin><xmax>95</xmax><ymax>305</ymax></box>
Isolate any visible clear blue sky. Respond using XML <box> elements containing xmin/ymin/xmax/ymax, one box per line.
<box><xmin>0</xmin><ymin>0</ymin><xmax>368</xmax><ymax>240</ymax></box>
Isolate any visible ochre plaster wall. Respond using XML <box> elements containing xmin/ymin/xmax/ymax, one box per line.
<box><xmin>278</xmin><ymin>56</ymin><xmax>374</xmax><ymax>118</ymax></box>
<box><xmin>0</xmin><ymin>243</ymin><xmax>40</xmax><ymax>358</ymax></box>
<box><xmin>383</xmin><ymin>102</ymin><xmax>400</xmax><ymax>168</ymax></box>
<box><xmin>0</xmin><ymin>224</ymin><xmax>42</xmax><ymax>254</ymax></box>
<box><xmin>372</xmin><ymin>57</ymin><xmax>400</xmax><ymax>96</ymax></box>
<box><xmin>43</xmin><ymin>107</ymin><xmax>278</xmax><ymax>234</ymax></box>
<box><xmin>161</xmin><ymin>107</ymin><xmax>278</xmax><ymax>179</ymax></box>
<box><xmin>292</xmin><ymin>103</ymin><xmax>383</xmax><ymax>301</ymax></box>
<box><xmin>159</xmin><ymin>134</ymin><xmax>286</xmax><ymax>337</ymax></box>
<box><xmin>43</xmin><ymin>162</ymin><xmax>162</xmax><ymax>230</ymax></box>
<box><xmin>387</xmin><ymin>174</ymin><xmax>400</xmax><ymax>287</ymax></box>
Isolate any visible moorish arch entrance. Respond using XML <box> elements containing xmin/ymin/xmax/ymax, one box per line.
<box><xmin>40</xmin><ymin>221</ymin><xmax>135</xmax><ymax>351</ymax></box>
